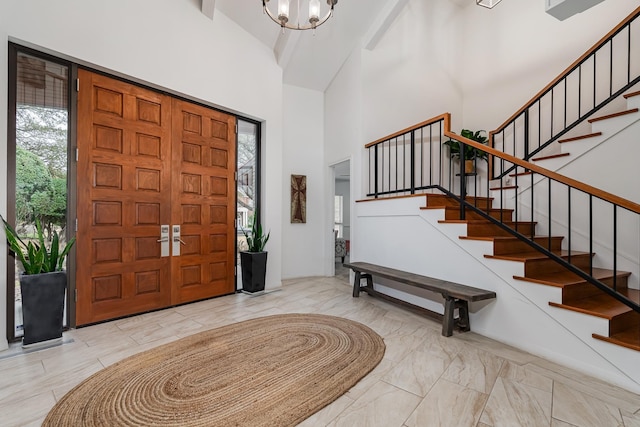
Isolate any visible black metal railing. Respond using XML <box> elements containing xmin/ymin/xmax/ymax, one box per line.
<box><xmin>366</xmin><ymin>113</ymin><xmax>487</xmax><ymax>207</ymax></box>
<box><xmin>365</xmin><ymin>117</ymin><xmax>640</xmax><ymax>314</ymax></box>
<box><xmin>490</xmin><ymin>6</ymin><xmax>640</xmax><ymax>180</ymax></box>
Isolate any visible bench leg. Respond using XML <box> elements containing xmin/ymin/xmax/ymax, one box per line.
<box><xmin>364</xmin><ymin>273</ymin><xmax>373</xmax><ymax>290</ymax></box>
<box><xmin>456</xmin><ymin>300</ymin><xmax>470</xmax><ymax>332</ymax></box>
<box><xmin>352</xmin><ymin>271</ymin><xmax>362</xmax><ymax>297</ymax></box>
<box><xmin>442</xmin><ymin>297</ymin><xmax>455</xmax><ymax>337</ymax></box>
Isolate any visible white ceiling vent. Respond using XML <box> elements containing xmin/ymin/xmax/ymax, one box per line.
<box><xmin>546</xmin><ymin>0</ymin><xmax>605</xmax><ymax>21</ymax></box>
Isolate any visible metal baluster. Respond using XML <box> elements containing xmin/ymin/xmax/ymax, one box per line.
<box><xmin>460</xmin><ymin>140</ymin><xmax>466</xmax><ymax>220</ymax></box>
<box><xmin>548</xmin><ymin>179</ymin><xmax>552</xmax><ymax>251</ymax></box>
<box><xmin>374</xmin><ymin>145</ymin><xmax>379</xmax><ymax>198</ymax></box>
<box><xmin>410</xmin><ymin>132</ymin><xmax>415</xmax><ymax>194</ymax></box>
<box><xmin>613</xmin><ymin>205</ymin><xmax>617</xmax><ymax>291</ymax></box>
<box><xmin>589</xmin><ymin>195</ymin><xmax>593</xmax><ymax>276</ymax></box>
<box><xmin>567</xmin><ymin>187</ymin><xmax>572</xmax><ymax>264</ymax></box>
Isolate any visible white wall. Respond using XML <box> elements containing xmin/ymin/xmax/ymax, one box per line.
<box><xmin>281</xmin><ymin>84</ymin><xmax>326</xmax><ymax>279</ymax></box>
<box><xmin>0</xmin><ymin>0</ymin><xmax>286</xmax><ymax>349</ymax></box>
<box><xmin>361</xmin><ymin>0</ymin><xmax>463</xmax><ymax>143</ymax></box>
<box><xmin>459</xmin><ymin>0</ymin><xmax>637</xmax><ymax>131</ymax></box>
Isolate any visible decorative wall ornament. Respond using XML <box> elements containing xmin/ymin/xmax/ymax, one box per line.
<box><xmin>291</xmin><ymin>174</ymin><xmax>307</xmax><ymax>223</ymax></box>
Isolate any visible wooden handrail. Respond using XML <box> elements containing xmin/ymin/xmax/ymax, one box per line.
<box><xmin>491</xmin><ymin>6</ymin><xmax>640</xmax><ymax>136</ymax></box>
<box><xmin>364</xmin><ymin>113</ymin><xmax>450</xmax><ymax>148</ymax></box>
<box><xmin>445</xmin><ymin>131</ymin><xmax>640</xmax><ymax>214</ymax></box>
<box><xmin>363</xmin><ymin>109</ymin><xmax>640</xmax><ymax>213</ymax></box>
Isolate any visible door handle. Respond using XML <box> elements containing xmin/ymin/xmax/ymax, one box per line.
<box><xmin>172</xmin><ymin>225</ymin><xmax>182</xmax><ymax>256</ymax></box>
<box><xmin>159</xmin><ymin>225</ymin><xmax>170</xmax><ymax>257</ymax></box>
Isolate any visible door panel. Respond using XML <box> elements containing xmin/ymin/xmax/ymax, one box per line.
<box><xmin>171</xmin><ymin>99</ymin><xmax>236</xmax><ymax>304</ymax></box>
<box><xmin>76</xmin><ymin>71</ymin><xmax>237</xmax><ymax>325</ymax></box>
<box><xmin>76</xmin><ymin>70</ymin><xmax>172</xmax><ymax>325</ymax></box>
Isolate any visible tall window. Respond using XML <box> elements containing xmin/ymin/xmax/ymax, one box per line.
<box><xmin>8</xmin><ymin>48</ymin><xmax>71</xmax><ymax>339</ymax></box>
<box><xmin>236</xmin><ymin>119</ymin><xmax>260</xmax><ymax>260</ymax></box>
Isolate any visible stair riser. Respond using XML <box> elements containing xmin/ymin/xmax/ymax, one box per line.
<box><xmin>524</xmin><ymin>255</ymin><xmax>592</xmax><ymax>276</ymax></box>
<box><xmin>445</xmin><ymin>208</ymin><xmax>513</xmax><ymax>221</ymax></box>
<box><xmin>427</xmin><ymin>195</ymin><xmax>493</xmax><ymax>210</ymax></box>
<box><xmin>610</xmin><ymin>311</ymin><xmax>640</xmax><ymax>336</ymax></box>
<box><xmin>590</xmin><ymin>109</ymin><xmax>639</xmax><ymax>134</ymax></box>
<box><xmin>563</xmin><ymin>276</ymin><xmax>630</xmax><ymax>302</ymax></box>
<box><xmin>493</xmin><ymin>237</ymin><xmax>563</xmax><ymax>256</ymax></box>
<box><xmin>466</xmin><ymin>223</ymin><xmax>536</xmax><ymax>237</ymax></box>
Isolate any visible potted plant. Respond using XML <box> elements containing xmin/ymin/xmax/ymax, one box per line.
<box><xmin>444</xmin><ymin>129</ymin><xmax>489</xmax><ymax>173</ymax></box>
<box><xmin>2</xmin><ymin>215</ymin><xmax>75</xmax><ymax>345</ymax></box>
<box><xmin>240</xmin><ymin>216</ymin><xmax>270</xmax><ymax>293</ymax></box>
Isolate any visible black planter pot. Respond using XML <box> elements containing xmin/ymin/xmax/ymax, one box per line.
<box><xmin>20</xmin><ymin>271</ymin><xmax>66</xmax><ymax>345</ymax></box>
<box><xmin>240</xmin><ymin>251</ymin><xmax>268</xmax><ymax>293</ymax></box>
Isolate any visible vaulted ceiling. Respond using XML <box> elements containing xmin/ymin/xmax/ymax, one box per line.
<box><xmin>205</xmin><ymin>0</ymin><xmax>473</xmax><ymax>92</ymax></box>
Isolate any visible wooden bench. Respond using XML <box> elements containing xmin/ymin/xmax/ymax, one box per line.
<box><xmin>343</xmin><ymin>262</ymin><xmax>496</xmax><ymax>337</ymax></box>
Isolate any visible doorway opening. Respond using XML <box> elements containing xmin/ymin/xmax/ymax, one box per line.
<box><xmin>331</xmin><ymin>160</ymin><xmax>350</xmax><ymax>280</ymax></box>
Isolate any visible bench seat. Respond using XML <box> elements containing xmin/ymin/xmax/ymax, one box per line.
<box><xmin>343</xmin><ymin>261</ymin><xmax>496</xmax><ymax>337</ymax></box>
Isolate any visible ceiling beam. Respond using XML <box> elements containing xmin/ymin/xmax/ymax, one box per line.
<box><xmin>363</xmin><ymin>0</ymin><xmax>409</xmax><ymax>51</ymax></box>
<box><xmin>202</xmin><ymin>0</ymin><xmax>216</xmax><ymax>20</ymax></box>
<box><xmin>274</xmin><ymin>30</ymin><xmax>301</xmax><ymax>70</ymax></box>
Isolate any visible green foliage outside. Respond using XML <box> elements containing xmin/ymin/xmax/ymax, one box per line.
<box><xmin>15</xmin><ymin>106</ymin><xmax>68</xmax><ymax>241</ymax></box>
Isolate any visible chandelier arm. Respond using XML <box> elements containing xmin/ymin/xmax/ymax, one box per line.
<box><xmin>263</xmin><ymin>0</ymin><xmax>334</xmax><ymax>31</ymax></box>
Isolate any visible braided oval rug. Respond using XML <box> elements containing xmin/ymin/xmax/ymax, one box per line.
<box><xmin>43</xmin><ymin>313</ymin><xmax>385</xmax><ymax>426</ymax></box>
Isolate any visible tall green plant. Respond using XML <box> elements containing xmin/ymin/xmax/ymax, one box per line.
<box><xmin>443</xmin><ymin>129</ymin><xmax>489</xmax><ymax>160</ymax></box>
<box><xmin>242</xmin><ymin>216</ymin><xmax>270</xmax><ymax>252</ymax></box>
<box><xmin>1</xmin><ymin>215</ymin><xmax>75</xmax><ymax>275</ymax></box>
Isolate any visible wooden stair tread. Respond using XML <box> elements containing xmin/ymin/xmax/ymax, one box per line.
<box><xmin>549</xmin><ymin>289</ymin><xmax>640</xmax><ymax>319</ymax></box>
<box><xmin>422</xmin><ymin>205</ymin><xmax>513</xmax><ymax>213</ymax></box>
<box><xmin>593</xmin><ymin>329</ymin><xmax>640</xmax><ymax>352</ymax></box>
<box><xmin>623</xmin><ymin>90</ymin><xmax>640</xmax><ymax>99</ymax></box>
<box><xmin>485</xmin><ymin>250</ymin><xmax>592</xmax><ymax>262</ymax></box>
<box><xmin>461</xmin><ymin>235</ymin><xmax>562</xmax><ymax>242</ymax></box>
<box><xmin>509</xmin><ymin>171</ymin><xmax>532</xmax><ymax>177</ymax></box>
<box><xmin>438</xmin><ymin>219</ymin><xmax>537</xmax><ymax>225</ymax></box>
<box><xmin>558</xmin><ymin>132</ymin><xmax>602</xmax><ymax>143</ymax></box>
<box><xmin>514</xmin><ymin>268</ymin><xmax>631</xmax><ymax>287</ymax></box>
<box><xmin>425</xmin><ymin>194</ymin><xmax>493</xmax><ymax>201</ymax></box>
<box><xmin>532</xmin><ymin>152</ymin><xmax>571</xmax><ymax>161</ymax></box>
<box><xmin>588</xmin><ymin>108</ymin><xmax>639</xmax><ymax>123</ymax></box>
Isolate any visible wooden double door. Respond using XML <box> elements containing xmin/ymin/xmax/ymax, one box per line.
<box><xmin>76</xmin><ymin>70</ymin><xmax>236</xmax><ymax>325</ymax></box>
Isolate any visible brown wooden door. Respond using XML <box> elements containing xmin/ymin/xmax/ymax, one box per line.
<box><xmin>171</xmin><ymin>99</ymin><xmax>236</xmax><ymax>304</ymax></box>
<box><xmin>76</xmin><ymin>71</ymin><xmax>236</xmax><ymax>325</ymax></box>
<box><xmin>76</xmin><ymin>70</ymin><xmax>173</xmax><ymax>325</ymax></box>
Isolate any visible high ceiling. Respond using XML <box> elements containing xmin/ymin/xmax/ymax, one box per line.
<box><xmin>205</xmin><ymin>0</ymin><xmax>476</xmax><ymax>92</ymax></box>
<box><xmin>210</xmin><ymin>0</ymin><xmax>399</xmax><ymax>91</ymax></box>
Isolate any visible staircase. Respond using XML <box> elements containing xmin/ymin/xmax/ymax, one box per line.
<box><xmin>495</xmin><ymin>90</ymin><xmax>640</xmax><ymax>193</ymax></box>
<box><xmin>424</xmin><ymin>193</ymin><xmax>640</xmax><ymax>352</ymax></box>
<box><xmin>359</xmin><ymin>7</ymin><xmax>640</xmax><ymax>391</ymax></box>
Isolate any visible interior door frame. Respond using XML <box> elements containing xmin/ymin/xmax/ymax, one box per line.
<box><xmin>6</xmin><ymin>42</ymin><xmax>263</xmax><ymax>336</ymax></box>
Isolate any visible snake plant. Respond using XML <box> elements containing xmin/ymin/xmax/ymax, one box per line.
<box><xmin>1</xmin><ymin>215</ymin><xmax>75</xmax><ymax>275</ymax></box>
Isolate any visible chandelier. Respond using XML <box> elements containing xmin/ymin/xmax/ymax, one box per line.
<box><xmin>262</xmin><ymin>0</ymin><xmax>338</xmax><ymax>31</ymax></box>
<box><xmin>476</xmin><ymin>0</ymin><xmax>503</xmax><ymax>8</ymax></box>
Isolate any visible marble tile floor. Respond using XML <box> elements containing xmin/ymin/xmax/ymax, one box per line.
<box><xmin>1</xmin><ymin>276</ymin><xmax>639</xmax><ymax>427</ymax></box>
